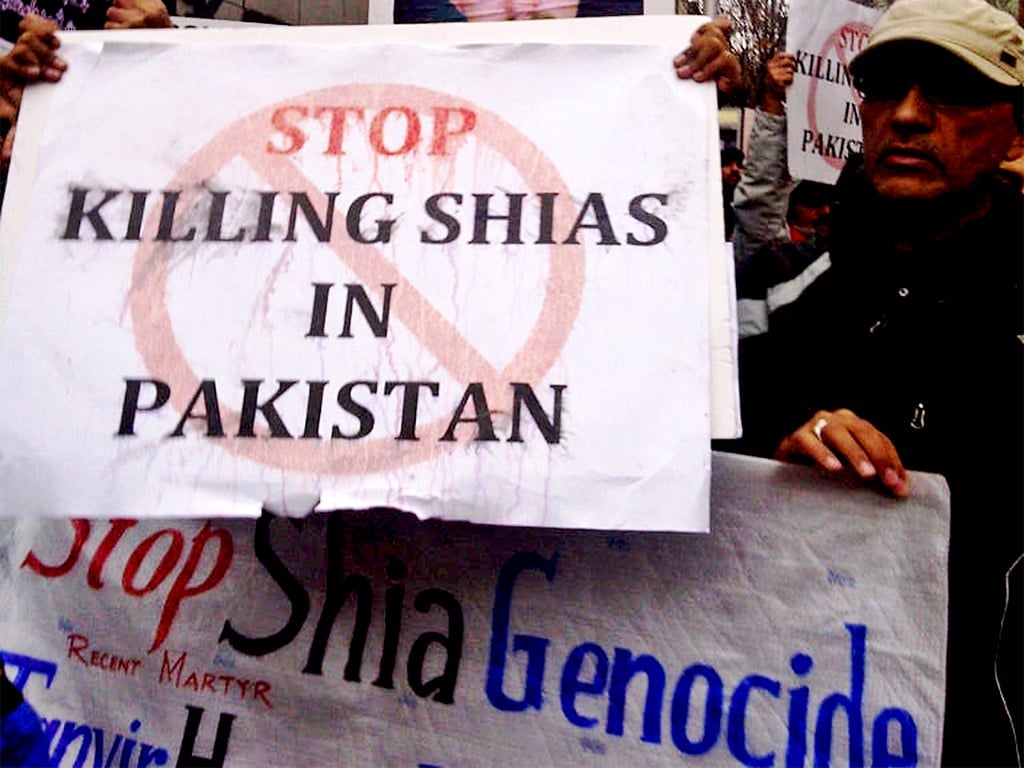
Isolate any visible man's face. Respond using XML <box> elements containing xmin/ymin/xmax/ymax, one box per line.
<box><xmin>857</xmin><ymin>43</ymin><xmax>1022</xmax><ymax>201</ymax></box>
<box><xmin>721</xmin><ymin>160</ymin><xmax>742</xmax><ymax>188</ymax></box>
<box><xmin>791</xmin><ymin>202</ymin><xmax>831</xmax><ymax>241</ymax></box>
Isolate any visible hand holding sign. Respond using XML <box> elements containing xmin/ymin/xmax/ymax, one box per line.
<box><xmin>760</xmin><ymin>51</ymin><xmax>795</xmax><ymax>115</ymax></box>
<box><xmin>673</xmin><ymin>15</ymin><xmax>742</xmax><ymax>94</ymax></box>
<box><xmin>105</xmin><ymin>0</ymin><xmax>174</xmax><ymax>29</ymax></box>
<box><xmin>0</xmin><ymin>15</ymin><xmax>66</xmax><ymax>171</ymax></box>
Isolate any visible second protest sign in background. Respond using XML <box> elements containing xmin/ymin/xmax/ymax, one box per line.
<box><xmin>786</xmin><ymin>0</ymin><xmax>881</xmax><ymax>184</ymax></box>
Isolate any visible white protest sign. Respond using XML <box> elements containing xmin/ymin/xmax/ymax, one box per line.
<box><xmin>169</xmin><ymin>15</ymin><xmax>276</xmax><ymax>27</ymax></box>
<box><xmin>0</xmin><ymin>27</ymin><xmax>721</xmax><ymax>530</ymax></box>
<box><xmin>0</xmin><ymin>453</ymin><xmax>949</xmax><ymax>767</ymax></box>
<box><xmin>785</xmin><ymin>0</ymin><xmax>881</xmax><ymax>185</ymax></box>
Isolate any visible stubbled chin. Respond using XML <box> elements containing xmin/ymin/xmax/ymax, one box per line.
<box><xmin>869</xmin><ymin>172</ymin><xmax>945</xmax><ymax>201</ymax></box>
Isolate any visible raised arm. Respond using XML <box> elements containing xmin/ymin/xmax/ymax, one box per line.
<box><xmin>731</xmin><ymin>52</ymin><xmax>796</xmax><ymax>270</ymax></box>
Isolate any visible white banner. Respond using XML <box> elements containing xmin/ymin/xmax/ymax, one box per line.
<box><xmin>785</xmin><ymin>0</ymin><xmax>881</xmax><ymax>184</ymax></box>
<box><xmin>0</xmin><ymin>28</ymin><xmax>724</xmax><ymax>530</ymax></box>
<box><xmin>0</xmin><ymin>453</ymin><xmax>949</xmax><ymax>767</ymax></box>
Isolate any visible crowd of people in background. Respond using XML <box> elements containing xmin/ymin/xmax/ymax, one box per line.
<box><xmin>0</xmin><ymin>0</ymin><xmax>1021</xmax><ymax>765</ymax></box>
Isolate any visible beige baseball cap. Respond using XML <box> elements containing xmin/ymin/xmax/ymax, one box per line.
<box><xmin>850</xmin><ymin>0</ymin><xmax>1024</xmax><ymax>87</ymax></box>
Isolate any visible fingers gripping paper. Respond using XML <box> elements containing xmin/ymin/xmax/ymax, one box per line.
<box><xmin>0</xmin><ymin>454</ymin><xmax>949</xmax><ymax>767</ymax></box>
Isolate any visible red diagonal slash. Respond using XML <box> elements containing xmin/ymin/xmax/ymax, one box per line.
<box><xmin>806</xmin><ymin>22</ymin><xmax>873</xmax><ymax>172</ymax></box>
<box><xmin>129</xmin><ymin>83</ymin><xmax>586</xmax><ymax>475</ymax></box>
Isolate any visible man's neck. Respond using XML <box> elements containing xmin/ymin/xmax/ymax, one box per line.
<box><xmin>877</xmin><ymin>184</ymin><xmax>996</xmax><ymax>252</ymax></box>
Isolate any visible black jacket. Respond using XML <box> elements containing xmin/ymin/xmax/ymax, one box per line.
<box><xmin>721</xmin><ymin>158</ymin><xmax>1024</xmax><ymax>766</ymax></box>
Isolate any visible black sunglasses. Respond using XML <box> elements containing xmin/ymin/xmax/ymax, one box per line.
<box><xmin>853</xmin><ymin>64</ymin><xmax>1018</xmax><ymax>108</ymax></box>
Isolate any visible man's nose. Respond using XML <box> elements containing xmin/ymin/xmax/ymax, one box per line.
<box><xmin>891</xmin><ymin>84</ymin><xmax>936</xmax><ymax>130</ymax></box>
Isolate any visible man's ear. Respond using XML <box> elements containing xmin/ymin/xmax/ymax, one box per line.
<box><xmin>1006</xmin><ymin>132</ymin><xmax>1024</xmax><ymax>162</ymax></box>
<box><xmin>1001</xmin><ymin>136</ymin><xmax>1024</xmax><ymax>192</ymax></box>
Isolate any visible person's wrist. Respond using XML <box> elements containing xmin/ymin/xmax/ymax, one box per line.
<box><xmin>759</xmin><ymin>93</ymin><xmax>785</xmax><ymax>115</ymax></box>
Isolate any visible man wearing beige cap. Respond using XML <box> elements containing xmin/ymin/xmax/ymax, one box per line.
<box><xmin>724</xmin><ymin>0</ymin><xmax>1023</xmax><ymax>763</ymax></box>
